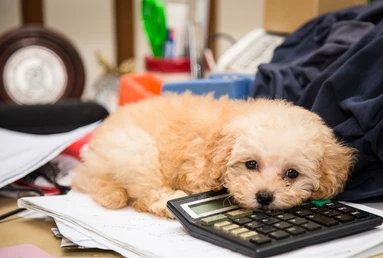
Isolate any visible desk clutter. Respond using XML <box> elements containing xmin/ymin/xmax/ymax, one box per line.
<box><xmin>1</xmin><ymin>67</ymin><xmax>383</xmax><ymax>257</ymax></box>
<box><xmin>3</xmin><ymin>1</ymin><xmax>383</xmax><ymax>257</ymax></box>
<box><xmin>17</xmin><ymin>190</ymin><xmax>383</xmax><ymax>258</ymax></box>
<box><xmin>119</xmin><ymin>72</ymin><xmax>255</xmax><ymax>106</ymax></box>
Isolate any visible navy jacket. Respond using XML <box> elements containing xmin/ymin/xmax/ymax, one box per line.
<box><xmin>251</xmin><ymin>1</ymin><xmax>383</xmax><ymax>201</ymax></box>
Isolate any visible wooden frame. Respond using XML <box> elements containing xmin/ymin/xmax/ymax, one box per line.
<box><xmin>21</xmin><ymin>0</ymin><xmax>44</xmax><ymax>25</ymax></box>
<box><xmin>208</xmin><ymin>0</ymin><xmax>217</xmax><ymax>58</ymax></box>
<box><xmin>114</xmin><ymin>0</ymin><xmax>134</xmax><ymax>65</ymax></box>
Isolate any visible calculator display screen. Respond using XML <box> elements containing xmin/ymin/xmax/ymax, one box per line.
<box><xmin>189</xmin><ymin>197</ymin><xmax>231</xmax><ymax>215</ymax></box>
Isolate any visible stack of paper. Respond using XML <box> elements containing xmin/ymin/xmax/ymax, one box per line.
<box><xmin>18</xmin><ymin>191</ymin><xmax>383</xmax><ymax>258</ymax></box>
<box><xmin>0</xmin><ymin>122</ymin><xmax>100</xmax><ymax>189</ymax></box>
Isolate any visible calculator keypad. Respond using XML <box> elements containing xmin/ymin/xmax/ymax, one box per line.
<box><xmin>199</xmin><ymin>201</ymin><xmax>374</xmax><ymax>246</ymax></box>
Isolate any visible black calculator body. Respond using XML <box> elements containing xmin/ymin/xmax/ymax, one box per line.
<box><xmin>167</xmin><ymin>189</ymin><xmax>383</xmax><ymax>257</ymax></box>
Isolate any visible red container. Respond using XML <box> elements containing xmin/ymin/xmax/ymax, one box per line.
<box><xmin>144</xmin><ymin>56</ymin><xmax>191</xmax><ymax>82</ymax></box>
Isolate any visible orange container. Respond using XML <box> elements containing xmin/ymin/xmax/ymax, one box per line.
<box><xmin>119</xmin><ymin>72</ymin><xmax>164</xmax><ymax>106</ymax></box>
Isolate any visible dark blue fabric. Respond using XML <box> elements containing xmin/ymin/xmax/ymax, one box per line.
<box><xmin>250</xmin><ymin>1</ymin><xmax>383</xmax><ymax>201</ymax></box>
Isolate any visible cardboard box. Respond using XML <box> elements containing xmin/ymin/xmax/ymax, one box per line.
<box><xmin>264</xmin><ymin>0</ymin><xmax>368</xmax><ymax>34</ymax></box>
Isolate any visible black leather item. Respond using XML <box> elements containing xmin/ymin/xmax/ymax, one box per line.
<box><xmin>0</xmin><ymin>101</ymin><xmax>109</xmax><ymax>134</ymax></box>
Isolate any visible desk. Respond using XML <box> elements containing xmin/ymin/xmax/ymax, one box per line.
<box><xmin>0</xmin><ymin>196</ymin><xmax>122</xmax><ymax>258</ymax></box>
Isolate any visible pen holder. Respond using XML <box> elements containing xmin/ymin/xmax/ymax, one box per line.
<box><xmin>119</xmin><ymin>72</ymin><xmax>163</xmax><ymax>106</ymax></box>
<box><xmin>144</xmin><ymin>56</ymin><xmax>191</xmax><ymax>82</ymax></box>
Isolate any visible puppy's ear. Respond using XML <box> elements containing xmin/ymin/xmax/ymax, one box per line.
<box><xmin>312</xmin><ymin>133</ymin><xmax>356</xmax><ymax>200</ymax></box>
<box><xmin>205</xmin><ymin>117</ymin><xmax>244</xmax><ymax>182</ymax></box>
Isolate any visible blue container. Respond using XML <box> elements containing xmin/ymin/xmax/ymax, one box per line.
<box><xmin>161</xmin><ymin>73</ymin><xmax>255</xmax><ymax>100</ymax></box>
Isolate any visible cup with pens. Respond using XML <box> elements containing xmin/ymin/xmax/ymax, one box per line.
<box><xmin>141</xmin><ymin>0</ymin><xmax>191</xmax><ymax>82</ymax></box>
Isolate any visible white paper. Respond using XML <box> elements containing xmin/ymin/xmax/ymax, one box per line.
<box><xmin>18</xmin><ymin>191</ymin><xmax>245</xmax><ymax>258</ymax></box>
<box><xmin>54</xmin><ymin>218</ymin><xmax>142</xmax><ymax>257</ymax></box>
<box><xmin>0</xmin><ymin>122</ymin><xmax>100</xmax><ymax>189</ymax></box>
<box><xmin>54</xmin><ymin>221</ymin><xmax>108</xmax><ymax>250</ymax></box>
<box><xmin>18</xmin><ymin>191</ymin><xmax>383</xmax><ymax>258</ymax></box>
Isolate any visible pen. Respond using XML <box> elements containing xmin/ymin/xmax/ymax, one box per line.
<box><xmin>0</xmin><ymin>208</ymin><xmax>26</xmax><ymax>221</ymax></box>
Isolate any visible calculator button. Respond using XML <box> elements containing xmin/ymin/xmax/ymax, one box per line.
<box><xmin>230</xmin><ymin>227</ymin><xmax>249</xmax><ymax>236</ymax></box>
<box><xmin>214</xmin><ymin>221</ymin><xmax>232</xmax><ymax>230</ymax></box>
<box><xmin>309</xmin><ymin>206</ymin><xmax>328</xmax><ymax>213</ymax></box>
<box><xmin>232</xmin><ymin>217</ymin><xmax>252</xmax><ymax>225</ymax></box>
<box><xmin>285</xmin><ymin>207</ymin><xmax>301</xmax><ymax>212</ymax></box>
<box><xmin>264</xmin><ymin>210</ymin><xmax>284</xmax><ymax>216</ymax></box>
<box><xmin>273</xmin><ymin>221</ymin><xmax>293</xmax><ymax>229</ymax></box>
<box><xmin>334</xmin><ymin>214</ymin><xmax>355</xmax><ymax>223</ymax></box>
<box><xmin>256</xmin><ymin>225</ymin><xmax>277</xmax><ymax>234</ymax></box>
<box><xmin>226</xmin><ymin>209</ymin><xmax>253</xmax><ymax>219</ymax></box>
<box><xmin>239</xmin><ymin>231</ymin><xmax>258</xmax><ymax>240</ymax></box>
<box><xmin>201</xmin><ymin>214</ymin><xmax>228</xmax><ymax>225</ymax></box>
<box><xmin>321</xmin><ymin>210</ymin><xmax>341</xmax><ymax>217</ymax></box>
<box><xmin>301</xmin><ymin>222</ymin><xmax>322</xmax><ymax>231</ymax></box>
<box><xmin>324</xmin><ymin>202</ymin><xmax>343</xmax><ymax>209</ymax></box>
<box><xmin>276</xmin><ymin>213</ymin><xmax>296</xmax><ymax>221</ymax></box>
<box><xmin>300</xmin><ymin>201</ymin><xmax>312</xmax><ymax>207</ymax></box>
<box><xmin>222</xmin><ymin>224</ymin><xmax>240</xmax><ymax>233</ymax></box>
<box><xmin>249</xmin><ymin>212</ymin><xmax>268</xmax><ymax>220</ymax></box>
<box><xmin>250</xmin><ymin>235</ymin><xmax>272</xmax><ymax>245</ymax></box>
<box><xmin>260</xmin><ymin>217</ymin><xmax>280</xmax><ymax>225</ymax></box>
<box><xmin>294</xmin><ymin>209</ymin><xmax>313</xmax><ymax>217</ymax></box>
<box><xmin>350</xmin><ymin>210</ymin><xmax>369</xmax><ymax>219</ymax></box>
<box><xmin>201</xmin><ymin>214</ymin><xmax>227</xmax><ymax>226</ymax></box>
<box><xmin>306</xmin><ymin>214</ymin><xmax>339</xmax><ymax>226</ymax></box>
<box><xmin>288</xmin><ymin>217</ymin><xmax>308</xmax><ymax>225</ymax></box>
<box><xmin>244</xmin><ymin>221</ymin><xmax>264</xmax><ymax>230</ymax></box>
<box><xmin>337</xmin><ymin>206</ymin><xmax>356</xmax><ymax>213</ymax></box>
<box><xmin>286</xmin><ymin>226</ymin><xmax>306</xmax><ymax>235</ymax></box>
<box><xmin>269</xmin><ymin>230</ymin><xmax>290</xmax><ymax>240</ymax></box>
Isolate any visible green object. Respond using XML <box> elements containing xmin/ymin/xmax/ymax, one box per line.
<box><xmin>311</xmin><ymin>200</ymin><xmax>331</xmax><ymax>206</ymax></box>
<box><xmin>141</xmin><ymin>0</ymin><xmax>167</xmax><ymax>57</ymax></box>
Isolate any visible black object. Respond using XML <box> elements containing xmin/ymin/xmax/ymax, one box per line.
<box><xmin>250</xmin><ymin>1</ymin><xmax>383</xmax><ymax>201</ymax></box>
<box><xmin>167</xmin><ymin>189</ymin><xmax>383</xmax><ymax>258</ymax></box>
<box><xmin>0</xmin><ymin>185</ymin><xmax>44</xmax><ymax>221</ymax></box>
<box><xmin>0</xmin><ymin>101</ymin><xmax>109</xmax><ymax>134</ymax></box>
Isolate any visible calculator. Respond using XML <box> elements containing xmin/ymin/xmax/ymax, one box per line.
<box><xmin>167</xmin><ymin>189</ymin><xmax>383</xmax><ymax>257</ymax></box>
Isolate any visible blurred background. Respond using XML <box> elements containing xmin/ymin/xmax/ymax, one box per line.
<box><xmin>0</xmin><ymin>0</ymin><xmax>264</xmax><ymax>100</ymax></box>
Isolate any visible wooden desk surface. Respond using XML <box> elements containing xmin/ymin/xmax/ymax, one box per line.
<box><xmin>0</xmin><ymin>196</ymin><xmax>122</xmax><ymax>258</ymax></box>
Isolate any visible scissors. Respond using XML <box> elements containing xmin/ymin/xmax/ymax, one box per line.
<box><xmin>141</xmin><ymin>0</ymin><xmax>167</xmax><ymax>57</ymax></box>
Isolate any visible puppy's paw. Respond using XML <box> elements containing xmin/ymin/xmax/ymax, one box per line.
<box><xmin>93</xmin><ymin>188</ymin><xmax>128</xmax><ymax>209</ymax></box>
<box><xmin>150</xmin><ymin>200</ymin><xmax>175</xmax><ymax>218</ymax></box>
<box><xmin>149</xmin><ymin>190</ymin><xmax>188</xmax><ymax>219</ymax></box>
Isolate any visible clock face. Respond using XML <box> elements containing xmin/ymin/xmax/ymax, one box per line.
<box><xmin>0</xmin><ymin>26</ymin><xmax>85</xmax><ymax>104</ymax></box>
<box><xmin>3</xmin><ymin>46</ymin><xmax>68</xmax><ymax>104</ymax></box>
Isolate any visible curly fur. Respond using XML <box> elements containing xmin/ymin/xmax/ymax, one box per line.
<box><xmin>71</xmin><ymin>92</ymin><xmax>356</xmax><ymax>218</ymax></box>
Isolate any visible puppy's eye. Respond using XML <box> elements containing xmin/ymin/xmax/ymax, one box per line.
<box><xmin>245</xmin><ymin>160</ymin><xmax>258</xmax><ymax>170</ymax></box>
<box><xmin>285</xmin><ymin>169</ymin><xmax>299</xmax><ymax>179</ymax></box>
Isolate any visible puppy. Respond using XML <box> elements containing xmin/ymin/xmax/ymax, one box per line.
<box><xmin>72</xmin><ymin>92</ymin><xmax>355</xmax><ymax>218</ymax></box>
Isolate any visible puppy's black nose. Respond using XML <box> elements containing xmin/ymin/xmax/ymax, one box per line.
<box><xmin>256</xmin><ymin>191</ymin><xmax>274</xmax><ymax>206</ymax></box>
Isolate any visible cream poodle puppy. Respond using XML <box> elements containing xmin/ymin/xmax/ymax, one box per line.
<box><xmin>72</xmin><ymin>92</ymin><xmax>355</xmax><ymax>218</ymax></box>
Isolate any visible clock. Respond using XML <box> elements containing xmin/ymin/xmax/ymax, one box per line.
<box><xmin>0</xmin><ymin>26</ymin><xmax>85</xmax><ymax>104</ymax></box>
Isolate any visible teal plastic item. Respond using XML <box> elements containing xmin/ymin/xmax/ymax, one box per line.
<box><xmin>311</xmin><ymin>200</ymin><xmax>331</xmax><ymax>206</ymax></box>
<box><xmin>141</xmin><ymin>0</ymin><xmax>167</xmax><ymax>57</ymax></box>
